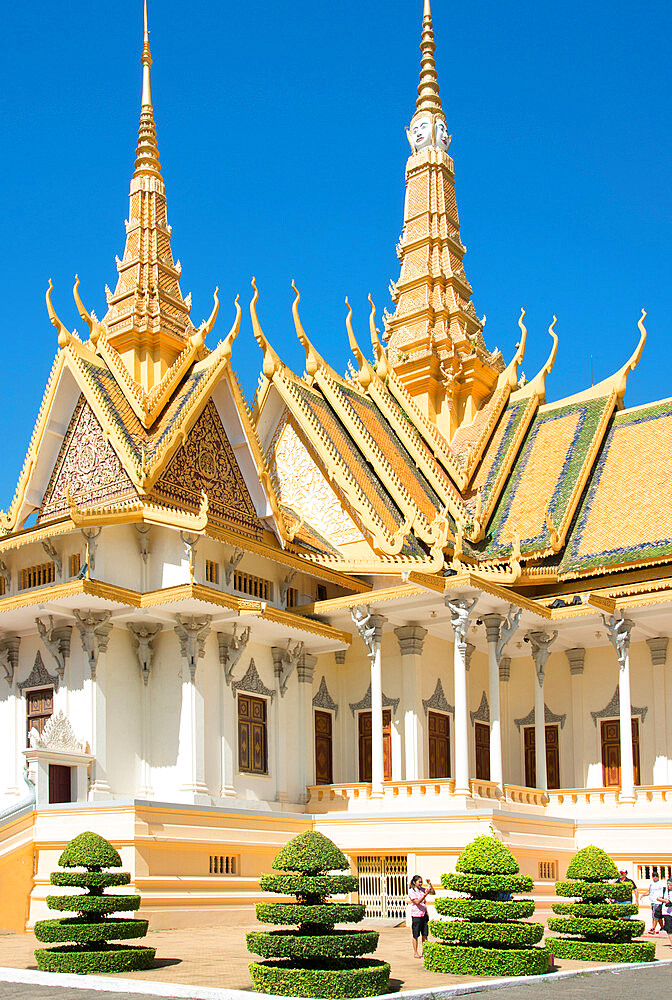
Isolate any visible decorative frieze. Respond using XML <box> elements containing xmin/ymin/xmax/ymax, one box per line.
<box><xmin>470</xmin><ymin>691</ymin><xmax>490</xmax><ymax>725</ymax></box>
<box><xmin>590</xmin><ymin>687</ymin><xmax>648</xmax><ymax>727</ymax></box>
<box><xmin>422</xmin><ymin>677</ymin><xmax>453</xmax><ymax>716</ymax></box>
<box><xmin>29</xmin><ymin>710</ymin><xmax>86</xmax><ymax>753</ymax></box>
<box><xmin>313</xmin><ymin>676</ymin><xmax>338</xmax><ymax>715</ymax></box>
<box><xmin>514</xmin><ymin>704</ymin><xmax>567</xmax><ymax>731</ymax></box>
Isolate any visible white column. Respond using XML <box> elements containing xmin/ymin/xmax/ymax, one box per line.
<box><xmin>395</xmin><ymin>625</ymin><xmax>427</xmax><ymax>780</ymax></box>
<box><xmin>647</xmin><ymin>638</ymin><xmax>669</xmax><ymax>785</ymax></box>
<box><xmin>217</xmin><ymin>628</ymin><xmax>250</xmax><ymax>798</ymax></box>
<box><xmin>527</xmin><ymin>630</ymin><xmax>558</xmax><ymax>792</ymax></box>
<box><xmin>351</xmin><ymin>608</ymin><xmax>387</xmax><ymax>798</ymax></box>
<box><xmin>566</xmin><ymin>648</ymin><xmax>585</xmax><ymax>788</ymax></box>
<box><xmin>483</xmin><ymin>615</ymin><xmax>503</xmax><ymax>789</ymax></box>
<box><xmin>446</xmin><ymin>598</ymin><xmax>478</xmax><ymax>795</ymax></box>
<box><xmin>272</xmin><ymin>649</ymin><xmax>289</xmax><ymax>803</ymax></box>
<box><xmin>174</xmin><ymin>615</ymin><xmax>211</xmax><ymax>803</ymax></box>
<box><xmin>0</xmin><ymin>639</ymin><xmax>20</xmax><ymax>796</ymax></box>
<box><xmin>75</xmin><ymin>610</ymin><xmax>113</xmax><ymax>800</ymax></box>
<box><xmin>499</xmin><ymin>656</ymin><xmax>511</xmax><ymax>783</ymax></box>
<box><xmin>128</xmin><ymin>622</ymin><xmax>160</xmax><ymax>798</ymax></box>
<box><xmin>297</xmin><ymin>653</ymin><xmax>317</xmax><ymax>802</ymax></box>
<box><xmin>604</xmin><ymin>615</ymin><xmax>636</xmax><ymax>803</ymax></box>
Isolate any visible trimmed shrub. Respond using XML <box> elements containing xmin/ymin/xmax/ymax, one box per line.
<box><xmin>247</xmin><ymin>830</ymin><xmax>390</xmax><ymax>997</ymax></box>
<box><xmin>549</xmin><ymin>845</ymin><xmax>655</xmax><ymax>963</ymax></box>
<box><xmin>34</xmin><ymin>831</ymin><xmax>154</xmax><ymax>974</ymax></box>
<box><xmin>425</xmin><ymin>836</ymin><xmax>548</xmax><ymax>977</ymax></box>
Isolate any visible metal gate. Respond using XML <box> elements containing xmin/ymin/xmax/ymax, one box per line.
<box><xmin>356</xmin><ymin>855</ymin><xmax>408</xmax><ymax>919</ymax></box>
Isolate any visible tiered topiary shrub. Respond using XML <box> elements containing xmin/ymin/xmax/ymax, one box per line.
<box><xmin>424</xmin><ymin>835</ymin><xmax>549</xmax><ymax>977</ymax></box>
<box><xmin>247</xmin><ymin>830</ymin><xmax>390</xmax><ymax>997</ymax></box>
<box><xmin>547</xmin><ymin>845</ymin><xmax>655</xmax><ymax>963</ymax></box>
<box><xmin>34</xmin><ymin>831</ymin><xmax>155</xmax><ymax>973</ymax></box>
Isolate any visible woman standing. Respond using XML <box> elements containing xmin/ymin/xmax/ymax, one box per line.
<box><xmin>408</xmin><ymin>875</ymin><xmax>435</xmax><ymax>958</ymax></box>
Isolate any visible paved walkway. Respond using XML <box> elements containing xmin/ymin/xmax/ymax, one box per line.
<box><xmin>0</xmin><ymin>924</ymin><xmax>669</xmax><ymax>994</ymax></box>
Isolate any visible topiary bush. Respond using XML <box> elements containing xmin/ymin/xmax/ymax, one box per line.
<box><xmin>247</xmin><ymin>830</ymin><xmax>390</xmax><ymax>997</ymax></box>
<box><xmin>34</xmin><ymin>831</ymin><xmax>155</xmax><ymax>973</ymax></box>
<box><xmin>548</xmin><ymin>845</ymin><xmax>655</xmax><ymax>963</ymax></box>
<box><xmin>424</xmin><ymin>835</ymin><xmax>549</xmax><ymax>977</ymax></box>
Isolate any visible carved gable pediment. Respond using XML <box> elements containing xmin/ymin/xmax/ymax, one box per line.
<box><xmin>30</xmin><ymin>710</ymin><xmax>86</xmax><ymax>753</ymax></box>
<box><xmin>39</xmin><ymin>395</ymin><xmax>137</xmax><ymax>523</ymax></box>
<box><xmin>152</xmin><ymin>400</ymin><xmax>263</xmax><ymax>538</ymax></box>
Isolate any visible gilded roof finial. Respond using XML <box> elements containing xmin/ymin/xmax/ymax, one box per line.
<box><xmin>416</xmin><ymin>0</ymin><xmax>443</xmax><ymax>116</ymax></box>
<box><xmin>345</xmin><ymin>298</ymin><xmax>374</xmax><ymax>391</ymax></box>
<box><xmin>291</xmin><ymin>281</ymin><xmax>326</xmax><ymax>380</ymax></box>
<box><xmin>133</xmin><ymin>0</ymin><xmax>162</xmax><ymax>179</ymax></box>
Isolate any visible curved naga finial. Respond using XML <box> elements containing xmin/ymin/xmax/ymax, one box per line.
<box><xmin>191</xmin><ymin>286</ymin><xmax>219</xmax><ymax>349</ymax></box>
<box><xmin>521</xmin><ymin>315</ymin><xmax>558</xmax><ymax>401</ymax></box>
<box><xmin>250</xmin><ymin>278</ymin><xmax>282</xmax><ymax>380</ymax></box>
<box><xmin>73</xmin><ymin>275</ymin><xmax>104</xmax><ymax>346</ymax></box>
<box><xmin>545</xmin><ymin>507</ymin><xmax>562</xmax><ymax>552</ymax></box>
<box><xmin>498</xmin><ymin>307</ymin><xmax>528</xmax><ymax>390</ymax></box>
<box><xmin>46</xmin><ymin>280</ymin><xmax>72</xmax><ymax>349</ymax></box>
<box><xmin>345</xmin><ymin>297</ymin><xmax>374</xmax><ymax>390</ymax></box>
<box><xmin>291</xmin><ymin>280</ymin><xmax>325</xmax><ymax>379</ymax></box>
<box><xmin>218</xmin><ymin>294</ymin><xmax>241</xmax><ymax>363</ymax></box>
<box><xmin>368</xmin><ymin>294</ymin><xmax>388</xmax><ymax>380</ymax></box>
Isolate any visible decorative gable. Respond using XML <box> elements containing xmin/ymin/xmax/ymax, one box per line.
<box><xmin>152</xmin><ymin>400</ymin><xmax>263</xmax><ymax>539</ymax></box>
<box><xmin>39</xmin><ymin>395</ymin><xmax>137</xmax><ymax>524</ymax></box>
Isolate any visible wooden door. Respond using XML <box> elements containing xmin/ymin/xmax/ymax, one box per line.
<box><xmin>524</xmin><ymin>725</ymin><xmax>560</xmax><ymax>788</ymax></box>
<box><xmin>475</xmin><ymin>722</ymin><xmax>490</xmax><ymax>780</ymax></box>
<box><xmin>314</xmin><ymin>710</ymin><xmax>333</xmax><ymax>784</ymax></box>
<box><xmin>601</xmin><ymin>718</ymin><xmax>640</xmax><ymax>787</ymax></box>
<box><xmin>238</xmin><ymin>694</ymin><xmax>268</xmax><ymax>774</ymax></box>
<box><xmin>26</xmin><ymin>687</ymin><xmax>53</xmax><ymax>743</ymax></box>
<box><xmin>428</xmin><ymin>711</ymin><xmax>450</xmax><ymax>779</ymax></box>
<box><xmin>358</xmin><ymin>710</ymin><xmax>392</xmax><ymax>782</ymax></box>
<box><xmin>49</xmin><ymin>764</ymin><xmax>72</xmax><ymax>804</ymax></box>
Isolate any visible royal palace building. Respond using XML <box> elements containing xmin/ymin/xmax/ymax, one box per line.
<box><xmin>1</xmin><ymin>0</ymin><xmax>671</xmax><ymax>933</ymax></box>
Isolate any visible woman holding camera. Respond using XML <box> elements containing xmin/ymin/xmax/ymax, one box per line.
<box><xmin>408</xmin><ymin>875</ymin><xmax>435</xmax><ymax>958</ymax></box>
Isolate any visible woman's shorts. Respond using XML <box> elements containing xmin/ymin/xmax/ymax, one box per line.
<box><xmin>412</xmin><ymin>914</ymin><xmax>429</xmax><ymax>938</ymax></box>
<box><xmin>663</xmin><ymin>913</ymin><xmax>672</xmax><ymax>933</ymax></box>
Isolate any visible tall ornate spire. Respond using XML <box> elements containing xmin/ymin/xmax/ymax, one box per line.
<box><xmin>384</xmin><ymin>0</ymin><xmax>502</xmax><ymax>441</ymax></box>
<box><xmin>416</xmin><ymin>0</ymin><xmax>442</xmax><ymax>115</ymax></box>
<box><xmin>102</xmin><ymin>0</ymin><xmax>194</xmax><ymax>389</ymax></box>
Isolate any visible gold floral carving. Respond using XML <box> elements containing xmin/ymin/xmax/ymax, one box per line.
<box><xmin>39</xmin><ymin>395</ymin><xmax>137</xmax><ymax>523</ymax></box>
<box><xmin>269</xmin><ymin>421</ymin><xmax>363</xmax><ymax>546</ymax></box>
<box><xmin>152</xmin><ymin>400</ymin><xmax>263</xmax><ymax>538</ymax></box>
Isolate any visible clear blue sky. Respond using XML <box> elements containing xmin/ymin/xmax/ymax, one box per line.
<box><xmin>0</xmin><ymin>0</ymin><xmax>670</xmax><ymax>507</ymax></box>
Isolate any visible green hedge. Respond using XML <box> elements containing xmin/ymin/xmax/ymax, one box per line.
<box><xmin>247</xmin><ymin>930</ymin><xmax>378</xmax><ymax>960</ymax></box>
<box><xmin>58</xmin><ymin>832</ymin><xmax>122</xmax><ymax>869</ymax></box>
<box><xmin>272</xmin><ymin>832</ymin><xmax>348</xmax><ymax>875</ymax></box>
<box><xmin>249</xmin><ymin>958</ymin><xmax>391</xmax><ymax>998</ymax></box>
<box><xmin>441</xmin><ymin>872</ymin><xmax>533</xmax><ymax>897</ymax></box>
<box><xmin>35</xmin><ymin>945</ymin><xmax>155</xmax><ymax>974</ymax></box>
<box><xmin>50</xmin><ymin>871</ymin><xmax>130</xmax><ymax>890</ymax></box>
<box><xmin>34</xmin><ymin>917</ymin><xmax>148</xmax><ymax>944</ymax></box>
<box><xmin>424</xmin><ymin>942</ymin><xmax>550</xmax><ymax>977</ymax></box>
<box><xmin>551</xmin><ymin>938</ymin><xmax>655</xmax><ymax>963</ymax></box>
<box><xmin>547</xmin><ymin>916</ymin><xmax>644</xmax><ymax>942</ymax></box>
<box><xmin>256</xmin><ymin>902</ymin><xmax>365</xmax><ymax>926</ymax></box>
<box><xmin>455</xmin><ymin>836</ymin><xmax>520</xmax><ymax>875</ymax></box>
<box><xmin>551</xmin><ymin>902</ymin><xmax>639</xmax><ymax>918</ymax></box>
<box><xmin>555</xmin><ymin>880</ymin><xmax>632</xmax><ymax>901</ymax></box>
<box><xmin>259</xmin><ymin>874</ymin><xmax>358</xmax><ymax>897</ymax></box>
<box><xmin>435</xmin><ymin>897</ymin><xmax>535</xmax><ymax>922</ymax></box>
<box><xmin>566</xmin><ymin>846</ymin><xmax>619</xmax><ymax>882</ymax></box>
<box><xmin>429</xmin><ymin>919</ymin><xmax>543</xmax><ymax>947</ymax></box>
<box><xmin>46</xmin><ymin>894</ymin><xmax>141</xmax><ymax>914</ymax></box>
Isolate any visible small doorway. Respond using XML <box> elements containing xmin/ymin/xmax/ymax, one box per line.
<box><xmin>357</xmin><ymin>855</ymin><xmax>407</xmax><ymax>919</ymax></box>
<box><xmin>358</xmin><ymin>709</ymin><xmax>392</xmax><ymax>782</ymax></box>
<box><xmin>428</xmin><ymin>711</ymin><xmax>451</xmax><ymax>779</ymax></box>
<box><xmin>601</xmin><ymin>718</ymin><xmax>640</xmax><ymax>787</ymax></box>
<box><xmin>474</xmin><ymin>722</ymin><xmax>490</xmax><ymax>780</ymax></box>
<box><xmin>314</xmin><ymin>710</ymin><xmax>333</xmax><ymax>785</ymax></box>
<box><xmin>49</xmin><ymin>764</ymin><xmax>72</xmax><ymax>804</ymax></box>
<box><xmin>523</xmin><ymin>725</ymin><xmax>561</xmax><ymax>789</ymax></box>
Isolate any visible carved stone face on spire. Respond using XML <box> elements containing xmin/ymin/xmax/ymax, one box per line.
<box><xmin>411</xmin><ymin>116</ymin><xmax>433</xmax><ymax>151</ymax></box>
<box><xmin>434</xmin><ymin>119</ymin><xmax>450</xmax><ymax>151</ymax></box>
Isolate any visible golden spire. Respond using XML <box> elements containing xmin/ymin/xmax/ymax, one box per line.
<box><xmin>416</xmin><ymin>0</ymin><xmax>442</xmax><ymax>116</ymax></box>
<box><xmin>134</xmin><ymin>0</ymin><xmax>162</xmax><ymax>179</ymax></box>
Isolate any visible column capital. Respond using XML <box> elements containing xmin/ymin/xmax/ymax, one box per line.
<box><xmin>394</xmin><ymin>624</ymin><xmax>427</xmax><ymax>656</ymax></box>
<box><xmin>334</xmin><ymin>649</ymin><xmax>346</xmax><ymax>665</ymax></box>
<box><xmin>0</xmin><ymin>635</ymin><xmax>20</xmax><ymax>686</ymax></box>
<box><xmin>298</xmin><ymin>652</ymin><xmax>317</xmax><ymax>684</ymax></box>
<box><xmin>565</xmin><ymin>647</ymin><xmax>585</xmax><ymax>675</ymax></box>
<box><xmin>499</xmin><ymin>656</ymin><xmax>511</xmax><ymax>682</ymax></box>
<box><xmin>482</xmin><ymin>613</ymin><xmax>503</xmax><ymax>645</ymax></box>
<box><xmin>647</xmin><ymin>637</ymin><xmax>669</xmax><ymax>667</ymax></box>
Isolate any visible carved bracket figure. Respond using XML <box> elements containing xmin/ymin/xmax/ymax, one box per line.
<box><xmin>279</xmin><ymin>570</ymin><xmax>297</xmax><ymax>608</ymax></box>
<box><xmin>135</xmin><ymin>524</ymin><xmax>151</xmax><ymax>565</ymax></box>
<box><xmin>526</xmin><ymin>629</ymin><xmax>558</xmax><ymax>685</ymax></box>
<box><xmin>351</xmin><ymin>605</ymin><xmax>377</xmax><ymax>660</ymax></box>
<box><xmin>128</xmin><ymin>622</ymin><xmax>162</xmax><ymax>685</ymax></box>
<box><xmin>0</xmin><ymin>559</ymin><xmax>11</xmax><ymax>595</ymax></box>
<box><xmin>218</xmin><ymin>625</ymin><xmax>251</xmax><ymax>685</ymax></box>
<box><xmin>42</xmin><ymin>540</ymin><xmax>62</xmax><ymax>579</ymax></box>
<box><xmin>496</xmin><ymin>605</ymin><xmax>522</xmax><ymax>662</ymax></box>
<box><xmin>603</xmin><ymin>613</ymin><xmax>633</xmax><ymax>670</ymax></box>
<box><xmin>272</xmin><ymin>640</ymin><xmax>305</xmax><ymax>696</ymax></box>
<box><xmin>180</xmin><ymin>532</ymin><xmax>200</xmax><ymax>583</ymax></box>
<box><xmin>174</xmin><ymin>614</ymin><xmax>211</xmax><ymax>680</ymax></box>
<box><xmin>223</xmin><ymin>546</ymin><xmax>244</xmax><ymax>586</ymax></box>
<box><xmin>81</xmin><ymin>528</ymin><xmax>102</xmax><ymax>573</ymax></box>
<box><xmin>446</xmin><ymin>596</ymin><xmax>478</xmax><ymax>646</ymax></box>
<box><xmin>36</xmin><ymin>615</ymin><xmax>72</xmax><ymax>680</ymax></box>
<box><xmin>74</xmin><ymin>609</ymin><xmax>112</xmax><ymax>679</ymax></box>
